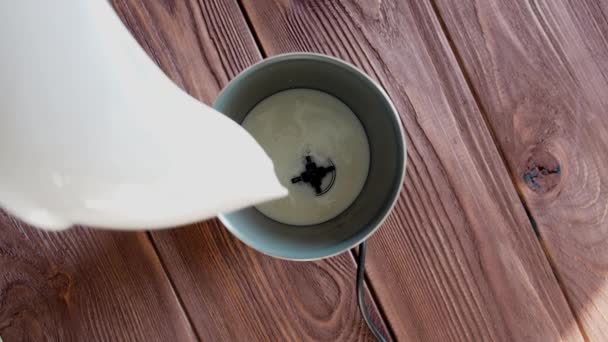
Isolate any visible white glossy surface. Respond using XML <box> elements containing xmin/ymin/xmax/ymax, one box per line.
<box><xmin>0</xmin><ymin>1</ymin><xmax>287</xmax><ymax>230</ymax></box>
<box><xmin>242</xmin><ymin>89</ymin><xmax>370</xmax><ymax>226</ymax></box>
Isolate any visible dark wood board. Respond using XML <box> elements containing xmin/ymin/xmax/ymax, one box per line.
<box><xmin>239</xmin><ymin>0</ymin><xmax>585</xmax><ymax>341</ymax></box>
<box><xmin>112</xmin><ymin>0</ymin><xmax>390</xmax><ymax>340</ymax></box>
<box><xmin>0</xmin><ymin>212</ymin><xmax>197</xmax><ymax>341</ymax></box>
<box><xmin>3</xmin><ymin>0</ymin><xmax>605</xmax><ymax>340</ymax></box>
<box><xmin>432</xmin><ymin>0</ymin><xmax>608</xmax><ymax>340</ymax></box>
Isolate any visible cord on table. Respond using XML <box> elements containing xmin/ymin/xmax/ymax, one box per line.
<box><xmin>356</xmin><ymin>241</ymin><xmax>388</xmax><ymax>342</ymax></box>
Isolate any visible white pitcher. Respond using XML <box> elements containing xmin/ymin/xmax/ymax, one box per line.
<box><xmin>0</xmin><ymin>1</ymin><xmax>287</xmax><ymax>230</ymax></box>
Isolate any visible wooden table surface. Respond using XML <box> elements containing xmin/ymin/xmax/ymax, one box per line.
<box><xmin>1</xmin><ymin>0</ymin><xmax>607</xmax><ymax>341</ymax></box>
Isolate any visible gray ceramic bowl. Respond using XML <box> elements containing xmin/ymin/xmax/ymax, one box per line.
<box><xmin>214</xmin><ymin>53</ymin><xmax>406</xmax><ymax>260</ymax></box>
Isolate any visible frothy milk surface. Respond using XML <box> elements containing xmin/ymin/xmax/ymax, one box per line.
<box><xmin>242</xmin><ymin>89</ymin><xmax>370</xmax><ymax>226</ymax></box>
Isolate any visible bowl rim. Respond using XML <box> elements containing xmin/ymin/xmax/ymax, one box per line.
<box><xmin>214</xmin><ymin>52</ymin><xmax>407</xmax><ymax>261</ymax></box>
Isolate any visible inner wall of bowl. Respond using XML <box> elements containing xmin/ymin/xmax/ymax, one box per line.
<box><xmin>214</xmin><ymin>55</ymin><xmax>404</xmax><ymax>259</ymax></box>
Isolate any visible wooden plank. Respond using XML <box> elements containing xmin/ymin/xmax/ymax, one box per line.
<box><xmin>150</xmin><ymin>222</ymin><xmax>388</xmax><ymax>341</ymax></box>
<box><xmin>432</xmin><ymin>0</ymin><xmax>608</xmax><ymax>340</ymax></box>
<box><xmin>0</xmin><ymin>212</ymin><xmax>197</xmax><ymax>341</ymax></box>
<box><xmin>239</xmin><ymin>0</ymin><xmax>586</xmax><ymax>341</ymax></box>
<box><xmin>112</xmin><ymin>1</ymin><xmax>391</xmax><ymax>340</ymax></box>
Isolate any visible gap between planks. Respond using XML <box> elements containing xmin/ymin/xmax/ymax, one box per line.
<box><xmin>146</xmin><ymin>231</ymin><xmax>203</xmax><ymax>342</ymax></box>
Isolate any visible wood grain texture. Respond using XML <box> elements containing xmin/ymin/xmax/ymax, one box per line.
<box><xmin>0</xmin><ymin>211</ymin><xmax>197</xmax><ymax>341</ymax></box>
<box><xmin>432</xmin><ymin>0</ymin><xmax>608</xmax><ymax>340</ymax></box>
<box><xmin>239</xmin><ymin>0</ymin><xmax>586</xmax><ymax>341</ymax></box>
<box><xmin>150</xmin><ymin>221</ymin><xmax>388</xmax><ymax>341</ymax></box>
<box><xmin>112</xmin><ymin>0</ymin><xmax>390</xmax><ymax>340</ymax></box>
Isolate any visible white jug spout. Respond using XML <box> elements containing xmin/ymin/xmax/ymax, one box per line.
<box><xmin>0</xmin><ymin>1</ymin><xmax>287</xmax><ymax>230</ymax></box>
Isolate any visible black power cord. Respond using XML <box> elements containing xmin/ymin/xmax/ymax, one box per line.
<box><xmin>356</xmin><ymin>241</ymin><xmax>388</xmax><ymax>342</ymax></box>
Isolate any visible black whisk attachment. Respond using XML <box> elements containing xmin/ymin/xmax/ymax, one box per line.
<box><xmin>291</xmin><ymin>155</ymin><xmax>336</xmax><ymax>196</ymax></box>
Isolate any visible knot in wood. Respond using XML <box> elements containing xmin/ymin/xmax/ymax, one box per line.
<box><xmin>523</xmin><ymin>150</ymin><xmax>561</xmax><ymax>194</ymax></box>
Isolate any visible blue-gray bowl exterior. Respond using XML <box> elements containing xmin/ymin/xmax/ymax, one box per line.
<box><xmin>214</xmin><ymin>53</ymin><xmax>406</xmax><ymax>260</ymax></box>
